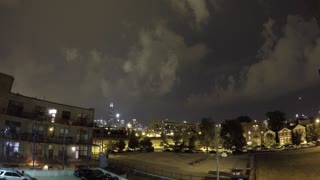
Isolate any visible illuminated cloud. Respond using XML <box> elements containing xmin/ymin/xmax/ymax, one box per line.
<box><xmin>62</xmin><ymin>48</ymin><xmax>79</xmax><ymax>63</ymax></box>
<box><xmin>170</xmin><ymin>0</ymin><xmax>210</xmax><ymax>27</ymax></box>
<box><xmin>188</xmin><ymin>15</ymin><xmax>320</xmax><ymax>106</ymax></box>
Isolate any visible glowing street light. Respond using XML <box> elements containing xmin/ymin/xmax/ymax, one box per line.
<box><xmin>49</xmin><ymin>109</ymin><xmax>57</xmax><ymax>123</ymax></box>
<box><xmin>316</xmin><ymin>119</ymin><xmax>320</xmax><ymax>123</ymax></box>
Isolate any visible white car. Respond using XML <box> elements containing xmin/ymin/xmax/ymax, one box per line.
<box><xmin>0</xmin><ymin>169</ymin><xmax>36</xmax><ymax>180</ymax></box>
<box><xmin>221</xmin><ymin>152</ymin><xmax>228</xmax><ymax>157</ymax></box>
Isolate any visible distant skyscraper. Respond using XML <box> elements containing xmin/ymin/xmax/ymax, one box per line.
<box><xmin>108</xmin><ymin>102</ymin><xmax>115</xmax><ymax>127</ymax></box>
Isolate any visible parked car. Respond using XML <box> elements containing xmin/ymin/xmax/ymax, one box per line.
<box><xmin>81</xmin><ymin>169</ymin><xmax>104</xmax><ymax>180</ymax></box>
<box><xmin>0</xmin><ymin>169</ymin><xmax>37</xmax><ymax>180</ymax></box>
<box><xmin>103</xmin><ymin>173</ymin><xmax>118</xmax><ymax>180</ymax></box>
<box><xmin>74</xmin><ymin>168</ymin><xmax>92</xmax><ymax>177</ymax></box>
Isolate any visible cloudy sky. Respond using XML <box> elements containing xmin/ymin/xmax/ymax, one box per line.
<box><xmin>1</xmin><ymin>0</ymin><xmax>320</xmax><ymax>124</ymax></box>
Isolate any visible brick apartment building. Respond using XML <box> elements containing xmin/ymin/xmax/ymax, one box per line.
<box><xmin>0</xmin><ymin>72</ymin><xmax>95</xmax><ymax>168</ymax></box>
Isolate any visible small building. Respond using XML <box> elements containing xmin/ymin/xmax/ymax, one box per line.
<box><xmin>241</xmin><ymin>120</ymin><xmax>266</xmax><ymax>146</ymax></box>
<box><xmin>278</xmin><ymin>128</ymin><xmax>292</xmax><ymax>145</ymax></box>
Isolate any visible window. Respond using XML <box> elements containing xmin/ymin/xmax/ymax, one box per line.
<box><xmin>79</xmin><ymin>146</ymin><xmax>88</xmax><ymax>157</ymax></box>
<box><xmin>4</xmin><ymin>141</ymin><xmax>19</xmax><ymax>157</ymax></box>
<box><xmin>4</xmin><ymin>120</ymin><xmax>21</xmax><ymax>136</ymax></box>
<box><xmin>35</xmin><ymin>125</ymin><xmax>44</xmax><ymax>135</ymax></box>
<box><xmin>49</xmin><ymin>127</ymin><xmax>54</xmax><ymax>136</ymax></box>
<box><xmin>77</xmin><ymin>113</ymin><xmax>90</xmax><ymax>121</ymax></box>
<box><xmin>62</xmin><ymin>111</ymin><xmax>71</xmax><ymax>120</ymax></box>
<box><xmin>77</xmin><ymin>129</ymin><xmax>88</xmax><ymax>141</ymax></box>
<box><xmin>5</xmin><ymin>172</ymin><xmax>20</xmax><ymax>177</ymax></box>
<box><xmin>35</xmin><ymin>144</ymin><xmax>42</xmax><ymax>155</ymax></box>
<box><xmin>34</xmin><ymin>106</ymin><xmax>46</xmax><ymax>118</ymax></box>
<box><xmin>7</xmin><ymin>100</ymin><xmax>24</xmax><ymax>117</ymax></box>
<box><xmin>60</xmin><ymin>128</ymin><xmax>69</xmax><ymax>135</ymax></box>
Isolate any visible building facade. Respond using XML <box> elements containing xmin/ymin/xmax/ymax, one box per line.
<box><xmin>241</xmin><ymin>120</ymin><xmax>266</xmax><ymax>146</ymax></box>
<box><xmin>148</xmin><ymin>119</ymin><xmax>199</xmax><ymax>137</ymax></box>
<box><xmin>0</xmin><ymin>73</ymin><xmax>94</xmax><ymax>167</ymax></box>
<box><xmin>278</xmin><ymin>128</ymin><xmax>292</xmax><ymax>145</ymax></box>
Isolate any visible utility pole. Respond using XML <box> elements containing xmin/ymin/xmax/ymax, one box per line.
<box><xmin>215</xmin><ymin>124</ymin><xmax>219</xmax><ymax>180</ymax></box>
<box><xmin>32</xmin><ymin>122</ymin><xmax>36</xmax><ymax>170</ymax></box>
<box><xmin>62</xmin><ymin>127</ymin><xmax>66</xmax><ymax>170</ymax></box>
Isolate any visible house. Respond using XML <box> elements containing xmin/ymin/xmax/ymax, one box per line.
<box><xmin>241</xmin><ymin>120</ymin><xmax>266</xmax><ymax>146</ymax></box>
<box><xmin>278</xmin><ymin>128</ymin><xmax>292</xmax><ymax>145</ymax></box>
<box><xmin>0</xmin><ymin>72</ymin><xmax>95</xmax><ymax>168</ymax></box>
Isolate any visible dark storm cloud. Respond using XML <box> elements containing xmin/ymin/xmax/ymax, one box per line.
<box><xmin>0</xmin><ymin>0</ymin><xmax>209</xmax><ymax>121</ymax></box>
<box><xmin>1</xmin><ymin>0</ymin><xmax>318</xmax><ymax>122</ymax></box>
<box><xmin>188</xmin><ymin>15</ymin><xmax>320</xmax><ymax>107</ymax></box>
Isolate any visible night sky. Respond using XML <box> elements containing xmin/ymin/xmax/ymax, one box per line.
<box><xmin>1</xmin><ymin>0</ymin><xmax>320</xmax><ymax>124</ymax></box>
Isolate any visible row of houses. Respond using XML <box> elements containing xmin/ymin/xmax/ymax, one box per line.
<box><xmin>240</xmin><ymin>120</ymin><xmax>314</xmax><ymax>146</ymax></box>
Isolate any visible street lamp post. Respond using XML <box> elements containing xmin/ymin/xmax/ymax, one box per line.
<box><xmin>62</xmin><ymin>127</ymin><xmax>66</xmax><ymax>170</ymax></box>
<box><xmin>32</xmin><ymin>122</ymin><xmax>36</xmax><ymax>170</ymax></box>
<box><xmin>215</xmin><ymin>124</ymin><xmax>219</xmax><ymax>180</ymax></box>
<box><xmin>261</xmin><ymin>131</ymin><xmax>264</xmax><ymax>146</ymax></box>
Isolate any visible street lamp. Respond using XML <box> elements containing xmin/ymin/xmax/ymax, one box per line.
<box><xmin>49</xmin><ymin>109</ymin><xmax>57</xmax><ymax>123</ymax></box>
<box><xmin>261</xmin><ymin>131</ymin><xmax>264</xmax><ymax>145</ymax></box>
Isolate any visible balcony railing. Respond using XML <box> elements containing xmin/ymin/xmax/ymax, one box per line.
<box><xmin>2</xmin><ymin>112</ymin><xmax>93</xmax><ymax>127</ymax></box>
<box><xmin>1</xmin><ymin>133</ymin><xmax>93</xmax><ymax>145</ymax></box>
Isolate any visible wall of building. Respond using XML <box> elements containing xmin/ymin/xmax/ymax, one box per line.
<box><xmin>0</xmin><ymin>72</ymin><xmax>95</xmax><ymax>165</ymax></box>
<box><xmin>0</xmin><ymin>73</ymin><xmax>13</xmax><ymax>114</ymax></box>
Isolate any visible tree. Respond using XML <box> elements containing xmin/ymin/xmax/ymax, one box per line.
<box><xmin>264</xmin><ymin>133</ymin><xmax>276</xmax><ymax>147</ymax></box>
<box><xmin>306</xmin><ymin>124</ymin><xmax>320</xmax><ymax>142</ymax></box>
<box><xmin>140</xmin><ymin>137</ymin><xmax>153</xmax><ymax>148</ymax></box>
<box><xmin>128</xmin><ymin>130</ymin><xmax>140</xmax><ymax>150</ymax></box>
<box><xmin>172</xmin><ymin>131</ymin><xmax>182</xmax><ymax>146</ymax></box>
<box><xmin>292</xmin><ymin>131</ymin><xmax>303</xmax><ymax>145</ymax></box>
<box><xmin>115</xmin><ymin>139</ymin><xmax>126</xmax><ymax>152</ymax></box>
<box><xmin>266</xmin><ymin>111</ymin><xmax>286</xmax><ymax>142</ymax></box>
<box><xmin>220</xmin><ymin>119</ymin><xmax>246</xmax><ymax>151</ymax></box>
<box><xmin>188</xmin><ymin>135</ymin><xmax>196</xmax><ymax>150</ymax></box>
<box><xmin>160</xmin><ymin>132</ymin><xmax>168</xmax><ymax>146</ymax></box>
<box><xmin>105</xmin><ymin>140</ymin><xmax>117</xmax><ymax>153</ymax></box>
<box><xmin>198</xmin><ymin>118</ymin><xmax>215</xmax><ymax>153</ymax></box>
<box><xmin>140</xmin><ymin>137</ymin><xmax>154</xmax><ymax>152</ymax></box>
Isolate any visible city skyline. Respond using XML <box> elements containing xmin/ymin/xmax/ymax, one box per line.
<box><xmin>1</xmin><ymin>0</ymin><xmax>320</xmax><ymax>124</ymax></box>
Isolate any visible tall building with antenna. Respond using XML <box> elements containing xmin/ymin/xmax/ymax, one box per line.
<box><xmin>108</xmin><ymin>102</ymin><xmax>115</xmax><ymax>127</ymax></box>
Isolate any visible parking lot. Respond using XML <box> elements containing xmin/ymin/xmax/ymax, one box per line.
<box><xmin>109</xmin><ymin>151</ymin><xmax>248</xmax><ymax>179</ymax></box>
<box><xmin>256</xmin><ymin>146</ymin><xmax>320</xmax><ymax>180</ymax></box>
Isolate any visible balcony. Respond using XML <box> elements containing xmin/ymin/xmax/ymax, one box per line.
<box><xmin>1</xmin><ymin>112</ymin><xmax>94</xmax><ymax>127</ymax></box>
<box><xmin>1</xmin><ymin>133</ymin><xmax>93</xmax><ymax>145</ymax></box>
